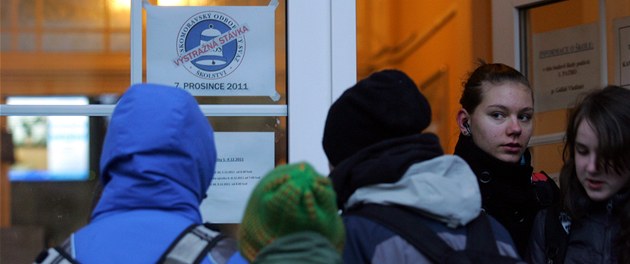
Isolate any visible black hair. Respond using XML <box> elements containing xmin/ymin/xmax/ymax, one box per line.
<box><xmin>559</xmin><ymin>85</ymin><xmax>630</xmax><ymax>263</ymax></box>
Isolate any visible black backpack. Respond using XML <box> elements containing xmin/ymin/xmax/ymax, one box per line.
<box><xmin>34</xmin><ymin>223</ymin><xmax>233</xmax><ymax>264</ymax></box>
<box><xmin>346</xmin><ymin>204</ymin><xmax>526</xmax><ymax>264</ymax></box>
<box><xmin>530</xmin><ymin>171</ymin><xmax>567</xmax><ymax>264</ymax></box>
<box><xmin>543</xmin><ymin>205</ymin><xmax>569</xmax><ymax>264</ymax></box>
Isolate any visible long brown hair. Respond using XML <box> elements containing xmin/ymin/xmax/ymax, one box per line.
<box><xmin>560</xmin><ymin>85</ymin><xmax>630</xmax><ymax>263</ymax></box>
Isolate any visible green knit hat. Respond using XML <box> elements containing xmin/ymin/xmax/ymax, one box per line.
<box><xmin>238</xmin><ymin>162</ymin><xmax>345</xmax><ymax>262</ymax></box>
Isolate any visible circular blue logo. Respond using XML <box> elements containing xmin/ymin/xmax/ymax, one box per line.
<box><xmin>177</xmin><ymin>11</ymin><xmax>246</xmax><ymax>79</ymax></box>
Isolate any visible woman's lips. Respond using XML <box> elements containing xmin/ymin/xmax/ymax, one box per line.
<box><xmin>586</xmin><ymin>179</ymin><xmax>604</xmax><ymax>190</ymax></box>
<box><xmin>502</xmin><ymin>143</ymin><xmax>522</xmax><ymax>153</ymax></box>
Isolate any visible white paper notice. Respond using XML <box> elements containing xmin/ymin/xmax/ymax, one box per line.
<box><xmin>145</xmin><ymin>3</ymin><xmax>279</xmax><ymax>100</ymax></box>
<box><xmin>614</xmin><ymin>16</ymin><xmax>630</xmax><ymax>88</ymax></box>
<box><xmin>200</xmin><ymin>132</ymin><xmax>275</xmax><ymax>223</ymax></box>
<box><xmin>532</xmin><ymin>23</ymin><xmax>600</xmax><ymax>112</ymax></box>
<box><xmin>48</xmin><ymin>115</ymin><xmax>89</xmax><ymax>179</ymax></box>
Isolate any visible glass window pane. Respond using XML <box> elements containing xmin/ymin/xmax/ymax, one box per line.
<box><xmin>1</xmin><ymin>0</ymin><xmax>286</xmax><ymax>100</ymax></box>
<box><xmin>18</xmin><ymin>0</ymin><xmax>36</xmax><ymax>28</ymax></box>
<box><xmin>42</xmin><ymin>0</ymin><xmax>106</xmax><ymax>29</ymax></box>
<box><xmin>17</xmin><ymin>33</ymin><xmax>36</xmax><ymax>51</ymax></box>
<box><xmin>4</xmin><ymin>114</ymin><xmax>287</xmax><ymax>243</ymax></box>
<box><xmin>7</xmin><ymin>115</ymin><xmax>91</xmax><ymax>182</ymax></box>
<box><xmin>524</xmin><ymin>0</ymin><xmax>599</xmax><ymax>126</ymax></box>
<box><xmin>521</xmin><ymin>0</ymin><xmax>600</xmax><ymax>177</ymax></box>
<box><xmin>210</xmin><ymin>116</ymin><xmax>287</xmax><ymax>164</ymax></box>
<box><xmin>1</xmin><ymin>33</ymin><xmax>11</xmax><ymax>51</ymax></box>
<box><xmin>1</xmin><ymin>1</ymin><xmax>288</xmax><ymax>261</ymax></box>
<box><xmin>1</xmin><ymin>0</ymin><xmax>14</xmax><ymax>30</ymax></box>
<box><xmin>42</xmin><ymin>33</ymin><xmax>104</xmax><ymax>52</ymax></box>
<box><xmin>10</xmin><ymin>180</ymin><xmax>97</xmax><ymax>247</ymax></box>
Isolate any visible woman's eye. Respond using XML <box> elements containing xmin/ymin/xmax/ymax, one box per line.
<box><xmin>490</xmin><ymin>112</ymin><xmax>505</xmax><ymax>119</ymax></box>
<box><xmin>575</xmin><ymin>145</ymin><xmax>588</xmax><ymax>155</ymax></box>
<box><xmin>518</xmin><ymin>114</ymin><xmax>532</xmax><ymax>122</ymax></box>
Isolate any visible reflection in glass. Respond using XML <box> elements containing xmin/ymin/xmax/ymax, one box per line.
<box><xmin>520</xmin><ymin>0</ymin><xmax>600</xmax><ymax>177</ymax></box>
<box><xmin>6</xmin><ymin>97</ymin><xmax>90</xmax><ymax>182</ymax></box>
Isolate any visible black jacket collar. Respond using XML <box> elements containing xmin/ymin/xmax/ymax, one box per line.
<box><xmin>454</xmin><ymin>134</ymin><xmax>533</xmax><ymax>187</ymax></box>
<box><xmin>330</xmin><ymin>133</ymin><xmax>443</xmax><ymax>209</ymax></box>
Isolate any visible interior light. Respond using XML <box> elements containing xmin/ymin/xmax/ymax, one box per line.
<box><xmin>110</xmin><ymin>0</ymin><xmax>131</xmax><ymax>11</ymax></box>
<box><xmin>157</xmin><ymin>0</ymin><xmax>188</xmax><ymax>6</ymax></box>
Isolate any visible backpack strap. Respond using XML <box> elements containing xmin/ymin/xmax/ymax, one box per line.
<box><xmin>346</xmin><ymin>203</ymin><xmax>502</xmax><ymax>263</ymax></box>
<box><xmin>544</xmin><ymin>205</ymin><xmax>568</xmax><ymax>264</ymax></box>
<box><xmin>34</xmin><ymin>235</ymin><xmax>78</xmax><ymax>264</ymax></box>
<box><xmin>461</xmin><ymin>211</ymin><xmax>500</xmax><ymax>255</ymax></box>
<box><xmin>34</xmin><ymin>247</ymin><xmax>79</xmax><ymax>264</ymax></box>
<box><xmin>34</xmin><ymin>224</ymin><xmax>227</xmax><ymax>264</ymax></box>
<box><xmin>159</xmin><ymin>223</ymin><xmax>227</xmax><ymax>264</ymax></box>
<box><xmin>346</xmin><ymin>203</ymin><xmax>451</xmax><ymax>262</ymax></box>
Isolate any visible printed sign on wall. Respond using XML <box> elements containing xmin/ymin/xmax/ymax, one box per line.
<box><xmin>532</xmin><ymin>23</ymin><xmax>600</xmax><ymax>112</ymax></box>
<box><xmin>614</xmin><ymin>16</ymin><xmax>630</xmax><ymax>88</ymax></box>
<box><xmin>146</xmin><ymin>2</ymin><xmax>279</xmax><ymax>100</ymax></box>
<box><xmin>200</xmin><ymin>132</ymin><xmax>275</xmax><ymax>223</ymax></box>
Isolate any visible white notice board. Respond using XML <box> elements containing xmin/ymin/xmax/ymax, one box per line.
<box><xmin>532</xmin><ymin>23</ymin><xmax>600</xmax><ymax>112</ymax></box>
<box><xmin>145</xmin><ymin>2</ymin><xmax>280</xmax><ymax>100</ymax></box>
<box><xmin>200</xmin><ymin>132</ymin><xmax>275</xmax><ymax>223</ymax></box>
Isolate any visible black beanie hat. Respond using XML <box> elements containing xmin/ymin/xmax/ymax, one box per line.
<box><xmin>322</xmin><ymin>69</ymin><xmax>432</xmax><ymax>166</ymax></box>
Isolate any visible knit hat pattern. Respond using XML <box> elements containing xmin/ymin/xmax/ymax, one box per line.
<box><xmin>238</xmin><ymin>162</ymin><xmax>345</xmax><ymax>262</ymax></box>
<box><xmin>322</xmin><ymin>69</ymin><xmax>432</xmax><ymax>166</ymax></box>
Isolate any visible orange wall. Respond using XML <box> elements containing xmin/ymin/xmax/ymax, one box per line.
<box><xmin>357</xmin><ymin>0</ymin><xmax>492</xmax><ymax>153</ymax></box>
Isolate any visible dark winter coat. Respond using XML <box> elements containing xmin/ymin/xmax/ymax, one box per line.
<box><xmin>529</xmin><ymin>194</ymin><xmax>629</xmax><ymax>264</ymax></box>
<box><xmin>454</xmin><ymin>134</ymin><xmax>559</xmax><ymax>256</ymax></box>
<box><xmin>331</xmin><ymin>133</ymin><xmax>521</xmax><ymax>263</ymax></box>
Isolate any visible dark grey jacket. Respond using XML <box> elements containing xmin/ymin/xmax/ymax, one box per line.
<box><xmin>331</xmin><ymin>134</ymin><xmax>521</xmax><ymax>263</ymax></box>
<box><xmin>529</xmin><ymin>204</ymin><xmax>620</xmax><ymax>264</ymax></box>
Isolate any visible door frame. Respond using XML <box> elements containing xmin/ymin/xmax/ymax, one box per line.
<box><xmin>287</xmin><ymin>0</ymin><xmax>356</xmax><ymax>173</ymax></box>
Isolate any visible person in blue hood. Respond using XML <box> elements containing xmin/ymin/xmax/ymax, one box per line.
<box><xmin>36</xmin><ymin>83</ymin><xmax>236</xmax><ymax>264</ymax></box>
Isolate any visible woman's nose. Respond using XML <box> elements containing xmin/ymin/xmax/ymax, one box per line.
<box><xmin>586</xmin><ymin>154</ymin><xmax>600</xmax><ymax>173</ymax></box>
<box><xmin>507</xmin><ymin>118</ymin><xmax>522</xmax><ymax>136</ymax></box>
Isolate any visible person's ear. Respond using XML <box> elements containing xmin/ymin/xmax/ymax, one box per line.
<box><xmin>457</xmin><ymin>109</ymin><xmax>472</xmax><ymax>136</ymax></box>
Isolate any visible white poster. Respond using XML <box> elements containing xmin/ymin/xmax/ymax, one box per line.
<box><xmin>200</xmin><ymin>132</ymin><xmax>275</xmax><ymax>223</ymax></box>
<box><xmin>532</xmin><ymin>23</ymin><xmax>600</xmax><ymax>112</ymax></box>
<box><xmin>146</xmin><ymin>2</ymin><xmax>279</xmax><ymax>100</ymax></box>
<box><xmin>614</xmin><ymin>16</ymin><xmax>630</xmax><ymax>88</ymax></box>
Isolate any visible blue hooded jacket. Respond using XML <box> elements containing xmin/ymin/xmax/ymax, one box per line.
<box><xmin>71</xmin><ymin>83</ymin><xmax>217</xmax><ymax>263</ymax></box>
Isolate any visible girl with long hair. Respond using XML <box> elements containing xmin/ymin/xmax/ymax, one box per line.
<box><xmin>529</xmin><ymin>85</ymin><xmax>630</xmax><ymax>263</ymax></box>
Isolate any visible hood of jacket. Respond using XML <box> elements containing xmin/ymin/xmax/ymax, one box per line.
<box><xmin>346</xmin><ymin>155</ymin><xmax>481</xmax><ymax>227</ymax></box>
<box><xmin>91</xmin><ymin>83</ymin><xmax>217</xmax><ymax>223</ymax></box>
<box><xmin>329</xmin><ymin>133</ymin><xmax>444</xmax><ymax>210</ymax></box>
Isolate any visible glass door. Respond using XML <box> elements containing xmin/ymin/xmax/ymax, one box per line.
<box><xmin>0</xmin><ymin>0</ymin><xmax>356</xmax><ymax>261</ymax></box>
<box><xmin>492</xmin><ymin>0</ymin><xmax>630</xmax><ymax>180</ymax></box>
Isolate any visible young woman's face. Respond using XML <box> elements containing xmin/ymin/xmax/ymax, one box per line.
<box><xmin>469</xmin><ymin>81</ymin><xmax>534</xmax><ymax>163</ymax></box>
<box><xmin>575</xmin><ymin>120</ymin><xmax>630</xmax><ymax>202</ymax></box>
